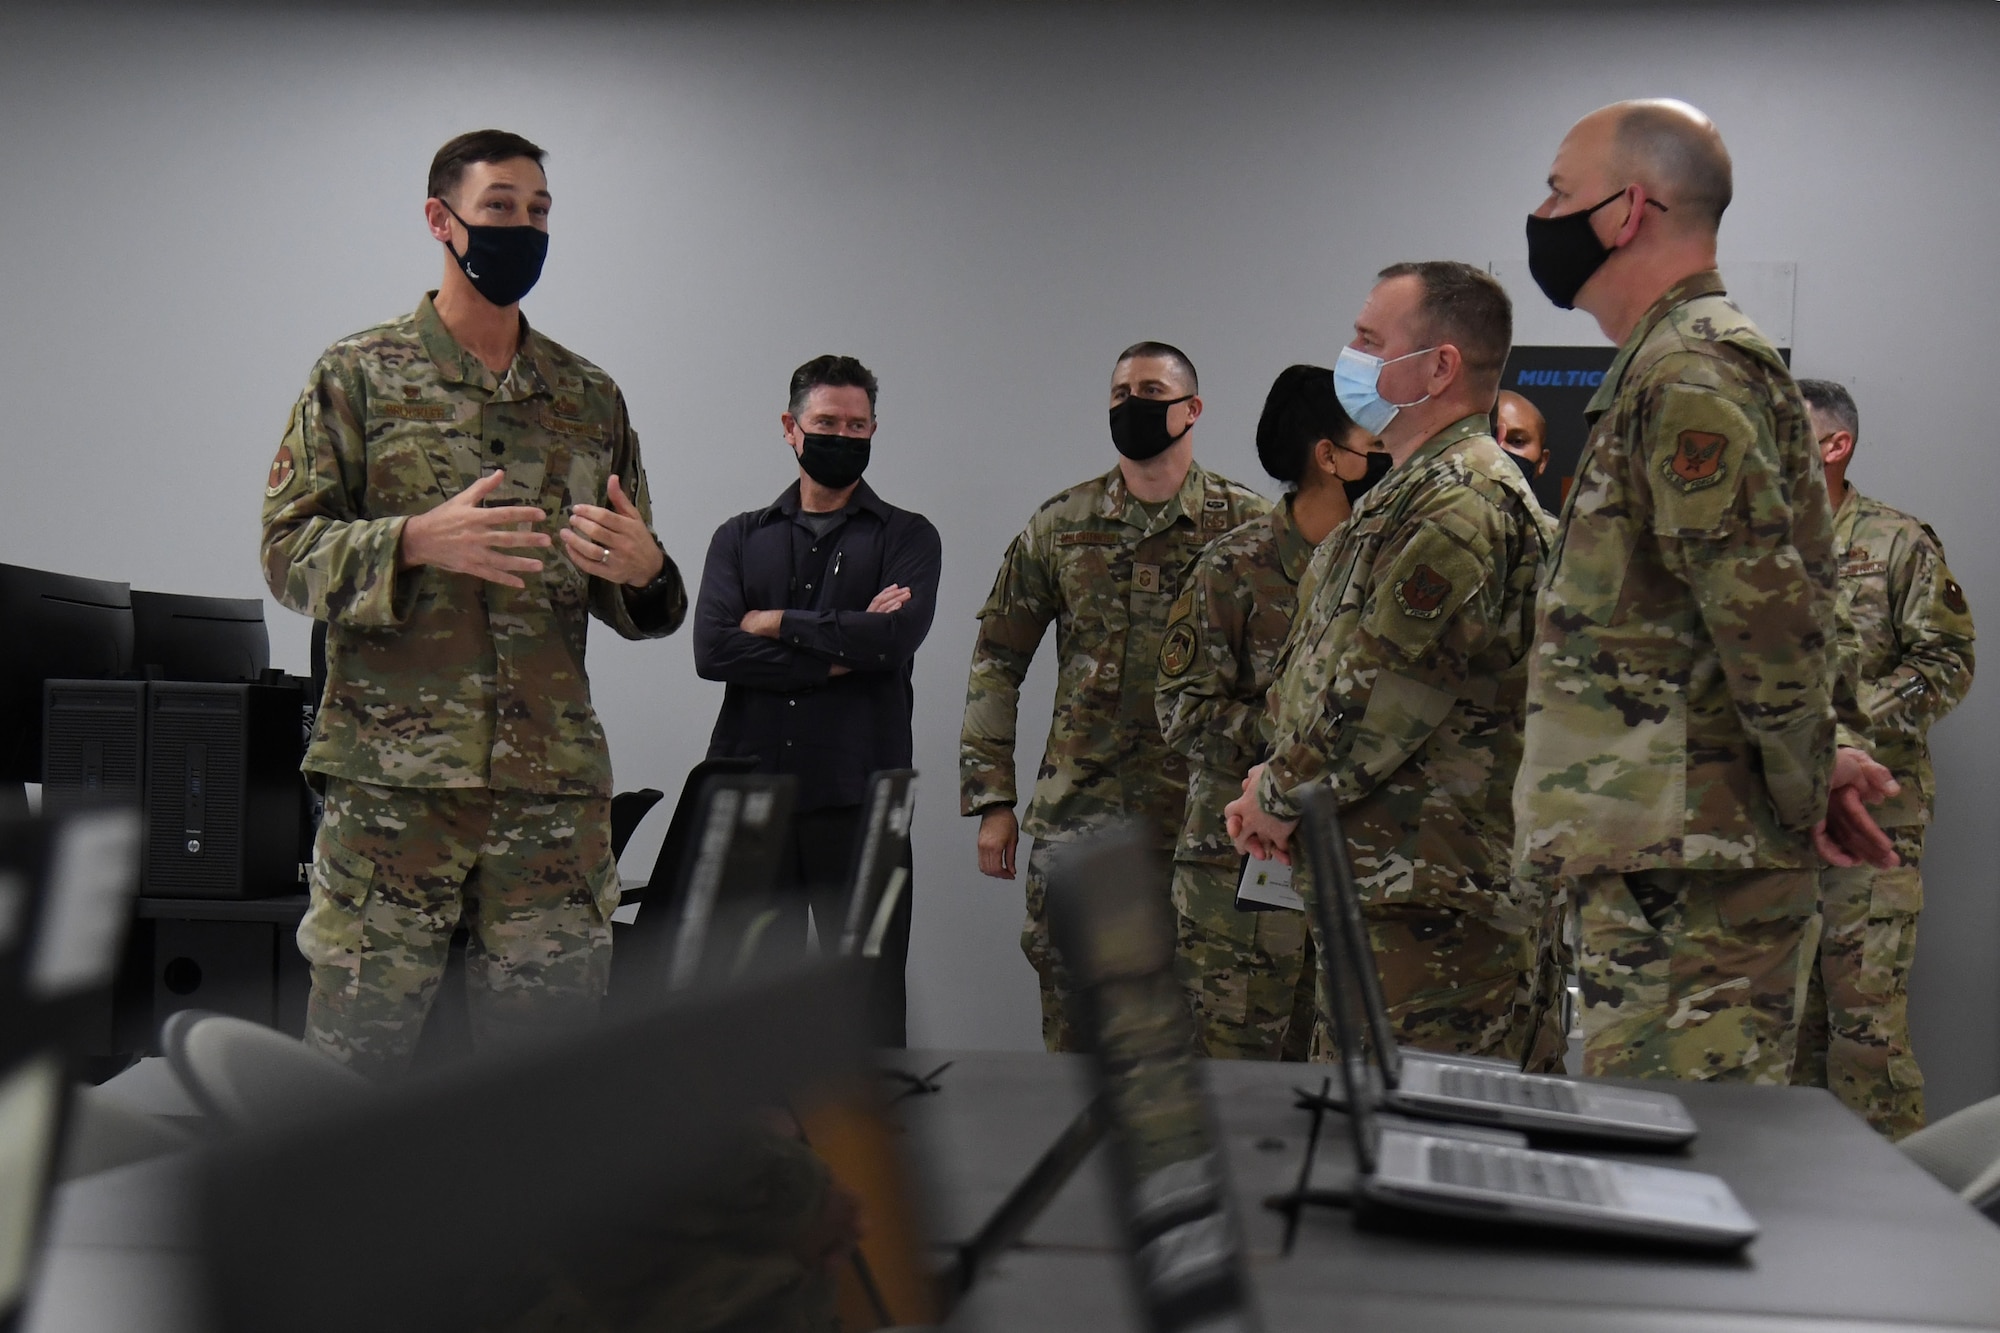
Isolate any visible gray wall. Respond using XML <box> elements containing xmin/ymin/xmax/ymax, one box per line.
<box><xmin>3</xmin><ymin>2</ymin><xmax>1994</xmax><ymax>1111</ymax></box>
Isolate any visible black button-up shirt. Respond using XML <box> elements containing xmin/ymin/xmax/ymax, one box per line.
<box><xmin>693</xmin><ymin>479</ymin><xmax>942</xmax><ymax>811</ymax></box>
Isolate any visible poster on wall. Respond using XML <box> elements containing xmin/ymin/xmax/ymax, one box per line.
<box><xmin>1487</xmin><ymin>261</ymin><xmax>1796</xmax><ymax>515</ymax></box>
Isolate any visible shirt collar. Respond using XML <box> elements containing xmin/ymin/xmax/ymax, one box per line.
<box><xmin>1274</xmin><ymin>496</ymin><xmax>1315</xmax><ymax>583</ymax></box>
<box><xmin>761</xmin><ymin>477</ymin><xmax>891</xmax><ymax>523</ymax></box>
<box><xmin>1350</xmin><ymin>413</ymin><xmax>1490</xmax><ymax>523</ymax></box>
<box><xmin>1585</xmin><ymin>268</ymin><xmax>1728</xmax><ymax>420</ymax></box>
<box><xmin>414</xmin><ymin>291</ymin><xmax>549</xmax><ymax>400</ymax></box>
<box><xmin>1098</xmin><ymin>461</ymin><xmax>1205</xmax><ymax>535</ymax></box>
<box><xmin>1832</xmin><ymin>482</ymin><xmax>1860</xmax><ymax>543</ymax></box>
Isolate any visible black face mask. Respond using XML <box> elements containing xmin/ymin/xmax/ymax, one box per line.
<box><xmin>442</xmin><ymin>201</ymin><xmax>549</xmax><ymax>308</ymax></box>
<box><xmin>1524</xmin><ymin>188</ymin><xmax>1630</xmax><ymax>310</ymax></box>
<box><xmin>1108</xmin><ymin>394</ymin><xmax>1193</xmax><ymax>461</ymax></box>
<box><xmin>1343</xmin><ymin>450</ymin><xmax>1392</xmax><ymax>503</ymax></box>
<box><xmin>798</xmin><ymin>432</ymin><xmax>871</xmax><ymax>489</ymax></box>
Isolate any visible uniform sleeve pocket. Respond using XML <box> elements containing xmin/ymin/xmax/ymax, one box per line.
<box><xmin>1362</xmin><ymin>523</ymin><xmax>1487</xmax><ymax>662</ymax></box>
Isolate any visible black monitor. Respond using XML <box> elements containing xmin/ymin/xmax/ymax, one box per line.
<box><xmin>0</xmin><ymin>564</ymin><xmax>133</xmax><ymax>784</ymax></box>
<box><xmin>130</xmin><ymin>591</ymin><xmax>269</xmax><ymax>684</ymax></box>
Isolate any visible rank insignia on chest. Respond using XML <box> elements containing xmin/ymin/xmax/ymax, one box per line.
<box><xmin>1944</xmin><ymin>578</ymin><xmax>1968</xmax><ymax>615</ymax></box>
<box><xmin>1160</xmin><ymin>621</ymin><xmax>1196</xmax><ymax>676</ymax></box>
<box><xmin>265</xmin><ymin>443</ymin><xmax>296</xmax><ymax>498</ymax></box>
<box><xmin>1394</xmin><ymin>563</ymin><xmax>1452</xmax><ymax>619</ymax></box>
<box><xmin>1133</xmin><ymin>562</ymin><xmax>1162</xmax><ymax>594</ymax></box>
<box><xmin>1666</xmin><ymin>430</ymin><xmax>1728</xmax><ymax>492</ymax></box>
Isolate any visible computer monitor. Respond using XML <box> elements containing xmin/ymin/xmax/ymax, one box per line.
<box><xmin>129</xmin><ymin>591</ymin><xmax>269</xmax><ymax>684</ymax></box>
<box><xmin>0</xmin><ymin>565</ymin><xmax>133</xmax><ymax>784</ymax></box>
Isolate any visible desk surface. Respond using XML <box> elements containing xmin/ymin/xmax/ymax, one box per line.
<box><xmin>26</xmin><ymin>1049</ymin><xmax>2000</xmax><ymax>1333</ymax></box>
<box><xmin>889</xmin><ymin>1049</ymin><xmax>2000</xmax><ymax>1332</ymax></box>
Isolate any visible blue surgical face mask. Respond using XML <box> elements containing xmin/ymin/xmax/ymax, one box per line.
<box><xmin>1333</xmin><ymin>344</ymin><xmax>1437</xmax><ymax>436</ymax></box>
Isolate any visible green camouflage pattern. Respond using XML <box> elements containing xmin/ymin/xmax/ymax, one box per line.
<box><xmin>1793</xmin><ymin>854</ymin><xmax>1925</xmax><ymax>1138</ymax></box>
<box><xmin>262</xmin><ymin>293</ymin><xmax>686</xmax><ymax>798</ymax></box>
<box><xmin>1154</xmin><ymin>499</ymin><xmax>1317</xmax><ymax>1059</ymax></box>
<box><xmin>961</xmin><ymin>461</ymin><xmax>1267</xmax><ymax>1050</ymax></box>
<box><xmin>300</xmin><ymin>776</ymin><xmax>619</xmax><ymax>1079</ymax></box>
<box><xmin>1513</xmin><ymin>879</ymin><xmax>1575</xmax><ymax>1075</ymax></box>
<box><xmin>1573</xmin><ymin>867</ymin><xmax>1819</xmax><ymax>1083</ymax></box>
<box><xmin>1828</xmin><ymin>485</ymin><xmax>1975</xmax><ymax>830</ymax></box>
<box><xmin>1255</xmin><ymin>415</ymin><xmax>1551</xmax><ymax>935</ymax></box>
<box><xmin>959</xmin><ymin>461</ymin><xmax>1270</xmax><ymax>843</ymax></box>
<box><xmin>1515</xmin><ymin>271</ymin><xmax>1837</xmax><ymax>877</ymax></box>
<box><xmin>1171</xmin><ymin>862</ymin><xmax>1315</xmax><ymax>1060</ymax></box>
<box><xmin>1157</xmin><ymin>497</ymin><xmax>1316</xmax><ymax>862</ymax></box>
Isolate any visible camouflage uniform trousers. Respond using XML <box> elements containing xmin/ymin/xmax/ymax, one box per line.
<box><xmin>1023</xmin><ymin>837</ymin><xmax>1174</xmax><ymax>1053</ymax></box>
<box><xmin>1791</xmin><ymin>831</ymin><xmax>1926</xmax><ymax>1138</ymax></box>
<box><xmin>1513</xmin><ymin>879</ymin><xmax>1575</xmax><ymax>1075</ymax></box>
<box><xmin>1297</xmin><ymin>864</ymin><xmax>1536</xmax><ymax>1064</ymax></box>
<box><xmin>299</xmin><ymin>777</ymin><xmax>620</xmax><ymax>1080</ymax></box>
<box><xmin>1574</xmin><ymin>867</ymin><xmax>1821</xmax><ymax>1084</ymax></box>
<box><xmin>1169</xmin><ymin>858</ymin><xmax>1314</xmax><ymax>1060</ymax></box>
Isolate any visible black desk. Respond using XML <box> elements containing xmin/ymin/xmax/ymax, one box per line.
<box><xmin>892</xmin><ymin>1050</ymin><xmax>2000</xmax><ymax>1331</ymax></box>
<box><xmin>113</xmin><ymin>896</ymin><xmax>311</xmax><ymax>1055</ymax></box>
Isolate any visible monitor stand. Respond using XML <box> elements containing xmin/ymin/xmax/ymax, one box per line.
<box><xmin>0</xmin><ymin>781</ymin><xmax>28</xmax><ymax>820</ymax></box>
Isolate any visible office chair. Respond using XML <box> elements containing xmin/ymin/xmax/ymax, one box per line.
<box><xmin>1899</xmin><ymin>1090</ymin><xmax>2000</xmax><ymax>1217</ymax></box>
<box><xmin>55</xmin><ymin>1084</ymin><xmax>194</xmax><ymax>1181</ymax></box>
<box><xmin>609</xmin><ymin>787</ymin><xmax>665</xmax><ymax>862</ymax></box>
<box><xmin>161</xmin><ymin>1009</ymin><xmax>369</xmax><ymax>1128</ymax></box>
<box><xmin>624</xmin><ymin>756</ymin><xmax>760</xmax><ymax>907</ymax></box>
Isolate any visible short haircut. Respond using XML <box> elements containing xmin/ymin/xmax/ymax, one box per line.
<box><xmin>1613</xmin><ymin>101</ymin><xmax>1733</xmax><ymax>230</ymax></box>
<box><xmin>1256</xmin><ymin>365</ymin><xmax>1356</xmax><ymax>487</ymax></box>
<box><xmin>428</xmin><ymin>129</ymin><xmax>546</xmax><ymax>205</ymax></box>
<box><xmin>1115</xmin><ymin>341</ymin><xmax>1199</xmax><ymax>394</ymax></box>
<box><xmin>1797</xmin><ymin>377</ymin><xmax>1859</xmax><ymax>446</ymax></box>
<box><xmin>788</xmin><ymin>354</ymin><xmax>879</xmax><ymax>418</ymax></box>
<box><xmin>1375</xmin><ymin>261</ymin><xmax>1512</xmax><ymax>395</ymax></box>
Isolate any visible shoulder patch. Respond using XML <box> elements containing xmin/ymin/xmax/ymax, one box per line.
<box><xmin>265</xmin><ymin>442</ymin><xmax>297</xmax><ymax>498</ymax></box>
<box><xmin>1160</xmin><ymin>621</ymin><xmax>1197</xmax><ymax>677</ymax></box>
<box><xmin>1393</xmin><ymin>563</ymin><xmax>1453</xmax><ymax>619</ymax></box>
<box><xmin>1943</xmin><ymin>578</ymin><xmax>1968</xmax><ymax>616</ymax></box>
<box><xmin>1665</xmin><ymin>430</ymin><xmax>1729</xmax><ymax>493</ymax></box>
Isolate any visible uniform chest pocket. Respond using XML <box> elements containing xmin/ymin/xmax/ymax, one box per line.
<box><xmin>363</xmin><ymin>419</ymin><xmax>456</xmax><ymax>515</ymax></box>
<box><xmin>1545</xmin><ymin>430</ymin><xmax>1633</xmax><ymax>627</ymax></box>
<box><xmin>1054</xmin><ymin>533</ymin><xmax>1127</xmax><ymax>690</ymax></box>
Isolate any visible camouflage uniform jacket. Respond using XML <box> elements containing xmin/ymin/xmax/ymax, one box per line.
<box><xmin>1831</xmin><ymin>485</ymin><xmax>1975</xmax><ymax>830</ymax></box>
<box><xmin>261</xmin><ymin>293</ymin><xmax>686</xmax><ymax>798</ymax></box>
<box><xmin>1255</xmin><ymin>415</ymin><xmax>1553</xmax><ymax>921</ymax></box>
<box><xmin>960</xmin><ymin>461</ymin><xmax>1270</xmax><ymax>846</ymax></box>
<box><xmin>1515</xmin><ymin>271</ymin><xmax>1836</xmax><ymax>875</ymax></box>
<box><xmin>1156</xmin><ymin>497</ymin><xmax>1315</xmax><ymax>866</ymax></box>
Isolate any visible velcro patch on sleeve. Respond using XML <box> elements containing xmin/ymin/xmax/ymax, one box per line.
<box><xmin>1159</xmin><ymin>620</ymin><xmax>1197</xmax><ymax>676</ymax></box>
<box><xmin>1362</xmin><ymin>522</ymin><xmax>1488</xmax><ymax>661</ymax></box>
<box><xmin>1649</xmin><ymin>384</ymin><xmax>1757</xmax><ymax>534</ymax></box>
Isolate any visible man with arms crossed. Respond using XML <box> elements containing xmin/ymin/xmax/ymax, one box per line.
<box><xmin>1790</xmin><ymin>378</ymin><xmax>1974</xmax><ymax>1134</ymax></box>
<box><xmin>1514</xmin><ymin>100</ymin><xmax>1893</xmax><ymax>1085</ymax></box>
<box><xmin>962</xmin><ymin>343</ymin><xmax>1268</xmax><ymax>1051</ymax></box>
<box><xmin>262</xmin><ymin>130</ymin><xmax>686</xmax><ymax>1078</ymax></box>
<box><xmin>1225</xmin><ymin>263</ymin><xmax>1553</xmax><ymax>1061</ymax></box>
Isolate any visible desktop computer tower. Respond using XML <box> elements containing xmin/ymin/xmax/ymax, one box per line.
<box><xmin>142</xmin><ymin>682</ymin><xmax>305</xmax><ymax>900</ymax></box>
<box><xmin>42</xmin><ymin>680</ymin><xmax>148</xmax><ymax>816</ymax></box>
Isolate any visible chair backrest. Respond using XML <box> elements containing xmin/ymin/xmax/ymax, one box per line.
<box><xmin>1900</xmin><ymin>1090</ymin><xmax>2000</xmax><ymax>1196</ymax></box>
<box><xmin>836</xmin><ymin>769</ymin><xmax>917</xmax><ymax>958</ymax></box>
<box><xmin>608</xmin><ymin>787</ymin><xmax>664</xmax><ymax>863</ymax></box>
<box><xmin>161</xmin><ymin>1009</ymin><xmax>369</xmax><ymax>1128</ymax></box>
<box><xmin>639</xmin><ymin>757</ymin><xmax>760</xmax><ymax>901</ymax></box>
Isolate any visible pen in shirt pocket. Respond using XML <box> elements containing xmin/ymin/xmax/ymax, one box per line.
<box><xmin>832</xmin><ymin>551</ymin><xmax>843</xmax><ymax>578</ymax></box>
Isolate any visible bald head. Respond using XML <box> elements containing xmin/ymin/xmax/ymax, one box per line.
<box><xmin>1494</xmin><ymin>390</ymin><xmax>1548</xmax><ymax>476</ymax></box>
<box><xmin>1564</xmin><ymin>99</ymin><xmax>1732</xmax><ymax>233</ymax></box>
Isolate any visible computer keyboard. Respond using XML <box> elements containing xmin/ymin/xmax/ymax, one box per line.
<box><xmin>1438</xmin><ymin>1065</ymin><xmax>1584</xmax><ymax>1115</ymax></box>
<box><xmin>1426</xmin><ymin>1140</ymin><xmax>1607</xmax><ymax>1205</ymax></box>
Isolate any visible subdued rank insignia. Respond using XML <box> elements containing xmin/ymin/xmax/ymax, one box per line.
<box><xmin>402</xmin><ymin>383</ymin><xmax>421</xmax><ymax>398</ymax></box>
<box><xmin>1666</xmin><ymin>430</ymin><xmax>1727</xmax><ymax>492</ymax></box>
<box><xmin>1943</xmin><ymin>578</ymin><xmax>1968</xmax><ymax>615</ymax></box>
<box><xmin>265</xmin><ymin>443</ymin><xmax>296</xmax><ymax>498</ymax></box>
<box><xmin>1160</xmin><ymin>621</ymin><xmax>1196</xmax><ymax>676</ymax></box>
<box><xmin>1133</xmin><ymin>563</ymin><xmax>1161</xmax><ymax>594</ymax></box>
<box><xmin>1394</xmin><ymin>563</ymin><xmax>1452</xmax><ymax>619</ymax></box>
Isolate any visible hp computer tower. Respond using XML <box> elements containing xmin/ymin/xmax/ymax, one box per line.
<box><xmin>41</xmin><ymin>681</ymin><xmax>148</xmax><ymax>817</ymax></box>
<box><xmin>143</xmin><ymin>682</ymin><xmax>304</xmax><ymax>900</ymax></box>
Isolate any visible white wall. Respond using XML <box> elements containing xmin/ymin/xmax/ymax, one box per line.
<box><xmin>3</xmin><ymin>1</ymin><xmax>1995</xmax><ymax>1111</ymax></box>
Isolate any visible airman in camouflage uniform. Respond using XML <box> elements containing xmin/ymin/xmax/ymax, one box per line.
<box><xmin>263</xmin><ymin>133</ymin><xmax>686</xmax><ymax>1078</ymax></box>
<box><xmin>961</xmin><ymin>343</ymin><xmax>1268</xmax><ymax>1051</ymax></box>
<box><xmin>1257</xmin><ymin>414</ymin><xmax>1552</xmax><ymax>1060</ymax></box>
<box><xmin>1156</xmin><ymin>501</ymin><xmax>1319</xmax><ymax>1060</ymax></box>
<box><xmin>1789</xmin><ymin>380</ymin><xmax>1975</xmax><ymax>1136</ymax></box>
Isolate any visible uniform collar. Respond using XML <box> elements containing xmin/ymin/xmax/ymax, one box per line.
<box><xmin>1274</xmin><ymin>495</ymin><xmax>1315</xmax><ymax>583</ymax></box>
<box><xmin>762</xmin><ymin>477</ymin><xmax>892</xmax><ymax>524</ymax></box>
<box><xmin>1350</xmin><ymin>413</ymin><xmax>1490</xmax><ymax>523</ymax></box>
<box><xmin>1098</xmin><ymin>460</ymin><xmax>1206</xmax><ymax>536</ymax></box>
<box><xmin>1585</xmin><ymin>269</ymin><xmax>1728</xmax><ymax>420</ymax></box>
<box><xmin>414</xmin><ymin>291</ymin><xmax>552</xmax><ymax>401</ymax></box>
<box><xmin>1832</xmin><ymin>482</ymin><xmax>1861</xmax><ymax>545</ymax></box>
